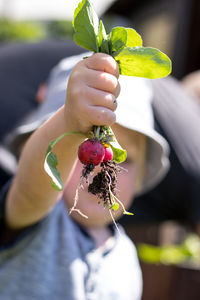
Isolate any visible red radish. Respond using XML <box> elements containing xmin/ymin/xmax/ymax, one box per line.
<box><xmin>103</xmin><ymin>146</ymin><xmax>113</xmax><ymax>162</ymax></box>
<box><xmin>78</xmin><ymin>139</ymin><xmax>105</xmax><ymax>166</ymax></box>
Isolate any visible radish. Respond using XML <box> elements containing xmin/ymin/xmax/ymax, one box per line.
<box><xmin>103</xmin><ymin>146</ymin><xmax>113</xmax><ymax>162</ymax></box>
<box><xmin>78</xmin><ymin>138</ymin><xmax>105</xmax><ymax>166</ymax></box>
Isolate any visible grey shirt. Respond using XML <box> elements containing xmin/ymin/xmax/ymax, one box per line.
<box><xmin>0</xmin><ymin>183</ymin><xmax>142</xmax><ymax>300</ymax></box>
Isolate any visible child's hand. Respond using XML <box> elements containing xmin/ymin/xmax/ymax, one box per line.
<box><xmin>64</xmin><ymin>53</ymin><xmax>120</xmax><ymax>133</ymax></box>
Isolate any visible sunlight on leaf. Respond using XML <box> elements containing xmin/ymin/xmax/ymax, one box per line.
<box><xmin>110</xmin><ymin>202</ymin><xmax>120</xmax><ymax>211</ymax></box>
<box><xmin>114</xmin><ymin>46</ymin><xmax>172</xmax><ymax>78</ymax></box>
<box><xmin>109</xmin><ymin>27</ymin><xmax>127</xmax><ymax>52</ymax></box>
<box><xmin>126</xmin><ymin>28</ymin><xmax>143</xmax><ymax>47</ymax></box>
<box><xmin>44</xmin><ymin>151</ymin><xmax>63</xmax><ymax>191</ymax></box>
<box><xmin>98</xmin><ymin>20</ymin><xmax>109</xmax><ymax>52</ymax></box>
<box><xmin>123</xmin><ymin>211</ymin><xmax>134</xmax><ymax>215</ymax></box>
<box><xmin>110</xmin><ymin>142</ymin><xmax>127</xmax><ymax>164</ymax></box>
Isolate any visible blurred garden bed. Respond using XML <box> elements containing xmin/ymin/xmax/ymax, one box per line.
<box><xmin>141</xmin><ymin>262</ymin><xmax>200</xmax><ymax>300</ymax></box>
<box><xmin>124</xmin><ymin>221</ymin><xmax>200</xmax><ymax>300</ymax></box>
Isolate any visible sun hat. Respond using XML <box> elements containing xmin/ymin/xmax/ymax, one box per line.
<box><xmin>5</xmin><ymin>52</ymin><xmax>170</xmax><ymax>195</ymax></box>
<box><xmin>116</xmin><ymin>74</ymin><xmax>170</xmax><ymax>194</ymax></box>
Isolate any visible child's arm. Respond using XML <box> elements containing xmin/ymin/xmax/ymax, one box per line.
<box><xmin>5</xmin><ymin>53</ymin><xmax>120</xmax><ymax>229</ymax></box>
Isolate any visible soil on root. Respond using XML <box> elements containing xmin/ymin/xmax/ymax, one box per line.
<box><xmin>88</xmin><ymin>160</ymin><xmax>121</xmax><ymax>206</ymax></box>
<box><xmin>82</xmin><ymin>163</ymin><xmax>95</xmax><ymax>182</ymax></box>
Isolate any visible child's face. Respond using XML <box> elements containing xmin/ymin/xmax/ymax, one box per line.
<box><xmin>63</xmin><ymin>124</ymin><xmax>146</xmax><ymax>228</ymax></box>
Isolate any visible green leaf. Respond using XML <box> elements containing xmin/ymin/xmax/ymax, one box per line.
<box><xmin>44</xmin><ymin>131</ymin><xmax>86</xmax><ymax>191</ymax></box>
<box><xmin>160</xmin><ymin>246</ymin><xmax>188</xmax><ymax>265</ymax></box>
<box><xmin>123</xmin><ymin>211</ymin><xmax>134</xmax><ymax>216</ymax></box>
<box><xmin>44</xmin><ymin>151</ymin><xmax>63</xmax><ymax>191</ymax></box>
<box><xmin>110</xmin><ymin>202</ymin><xmax>120</xmax><ymax>211</ymax></box>
<box><xmin>100</xmin><ymin>39</ymin><xmax>110</xmax><ymax>54</ymax></box>
<box><xmin>98</xmin><ymin>20</ymin><xmax>106</xmax><ymax>47</ymax></box>
<box><xmin>110</xmin><ymin>141</ymin><xmax>127</xmax><ymax>163</ymax></box>
<box><xmin>101</xmin><ymin>126</ymin><xmax>127</xmax><ymax>163</ymax></box>
<box><xmin>73</xmin><ymin>0</ymin><xmax>99</xmax><ymax>52</ymax></box>
<box><xmin>98</xmin><ymin>20</ymin><xmax>110</xmax><ymax>54</ymax></box>
<box><xmin>109</xmin><ymin>27</ymin><xmax>127</xmax><ymax>52</ymax></box>
<box><xmin>137</xmin><ymin>243</ymin><xmax>190</xmax><ymax>265</ymax></box>
<box><xmin>114</xmin><ymin>46</ymin><xmax>172</xmax><ymax>78</ymax></box>
<box><xmin>137</xmin><ymin>244</ymin><xmax>163</xmax><ymax>263</ymax></box>
<box><xmin>126</xmin><ymin>28</ymin><xmax>143</xmax><ymax>47</ymax></box>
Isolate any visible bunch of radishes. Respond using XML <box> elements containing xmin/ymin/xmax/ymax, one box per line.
<box><xmin>67</xmin><ymin>128</ymin><xmax>126</xmax><ymax>223</ymax></box>
<box><xmin>78</xmin><ymin>138</ymin><xmax>113</xmax><ymax>166</ymax></box>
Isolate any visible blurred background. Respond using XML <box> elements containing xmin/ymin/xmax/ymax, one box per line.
<box><xmin>1</xmin><ymin>0</ymin><xmax>200</xmax><ymax>299</ymax></box>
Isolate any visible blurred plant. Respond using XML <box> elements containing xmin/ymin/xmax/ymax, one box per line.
<box><xmin>0</xmin><ymin>14</ymin><xmax>131</xmax><ymax>43</ymax></box>
<box><xmin>137</xmin><ymin>234</ymin><xmax>200</xmax><ymax>266</ymax></box>
<box><xmin>0</xmin><ymin>18</ymin><xmax>46</xmax><ymax>42</ymax></box>
<box><xmin>46</xmin><ymin>20</ymin><xmax>74</xmax><ymax>39</ymax></box>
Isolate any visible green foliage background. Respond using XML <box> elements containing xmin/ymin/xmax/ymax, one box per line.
<box><xmin>0</xmin><ymin>15</ymin><xmax>120</xmax><ymax>43</ymax></box>
<box><xmin>0</xmin><ymin>18</ymin><xmax>75</xmax><ymax>42</ymax></box>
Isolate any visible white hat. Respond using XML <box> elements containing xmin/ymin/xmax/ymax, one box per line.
<box><xmin>117</xmin><ymin>75</ymin><xmax>170</xmax><ymax>193</ymax></box>
<box><xmin>5</xmin><ymin>52</ymin><xmax>170</xmax><ymax>194</ymax></box>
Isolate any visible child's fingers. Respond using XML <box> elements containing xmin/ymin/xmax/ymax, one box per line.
<box><xmin>85</xmin><ymin>53</ymin><xmax>119</xmax><ymax>78</ymax></box>
<box><xmin>84</xmin><ymin>68</ymin><xmax>121</xmax><ymax>98</ymax></box>
<box><xmin>86</xmin><ymin>86</ymin><xmax>118</xmax><ymax>111</ymax></box>
<box><xmin>65</xmin><ymin>53</ymin><xmax>120</xmax><ymax>132</ymax></box>
<box><xmin>72</xmin><ymin>84</ymin><xmax>117</xmax><ymax>129</ymax></box>
<box><xmin>85</xmin><ymin>105</ymin><xmax>116</xmax><ymax>127</ymax></box>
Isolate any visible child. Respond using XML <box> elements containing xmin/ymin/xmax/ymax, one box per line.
<box><xmin>0</xmin><ymin>52</ymin><xmax>169</xmax><ymax>300</ymax></box>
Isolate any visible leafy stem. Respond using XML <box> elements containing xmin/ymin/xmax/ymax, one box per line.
<box><xmin>73</xmin><ymin>0</ymin><xmax>171</xmax><ymax>78</ymax></box>
<box><xmin>44</xmin><ymin>131</ymin><xmax>87</xmax><ymax>191</ymax></box>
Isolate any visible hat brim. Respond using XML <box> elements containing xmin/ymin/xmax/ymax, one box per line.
<box><xmin>115</xmin><ymin>119</ymin><xmax>170</xmax><ymax>195</ymax></box>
